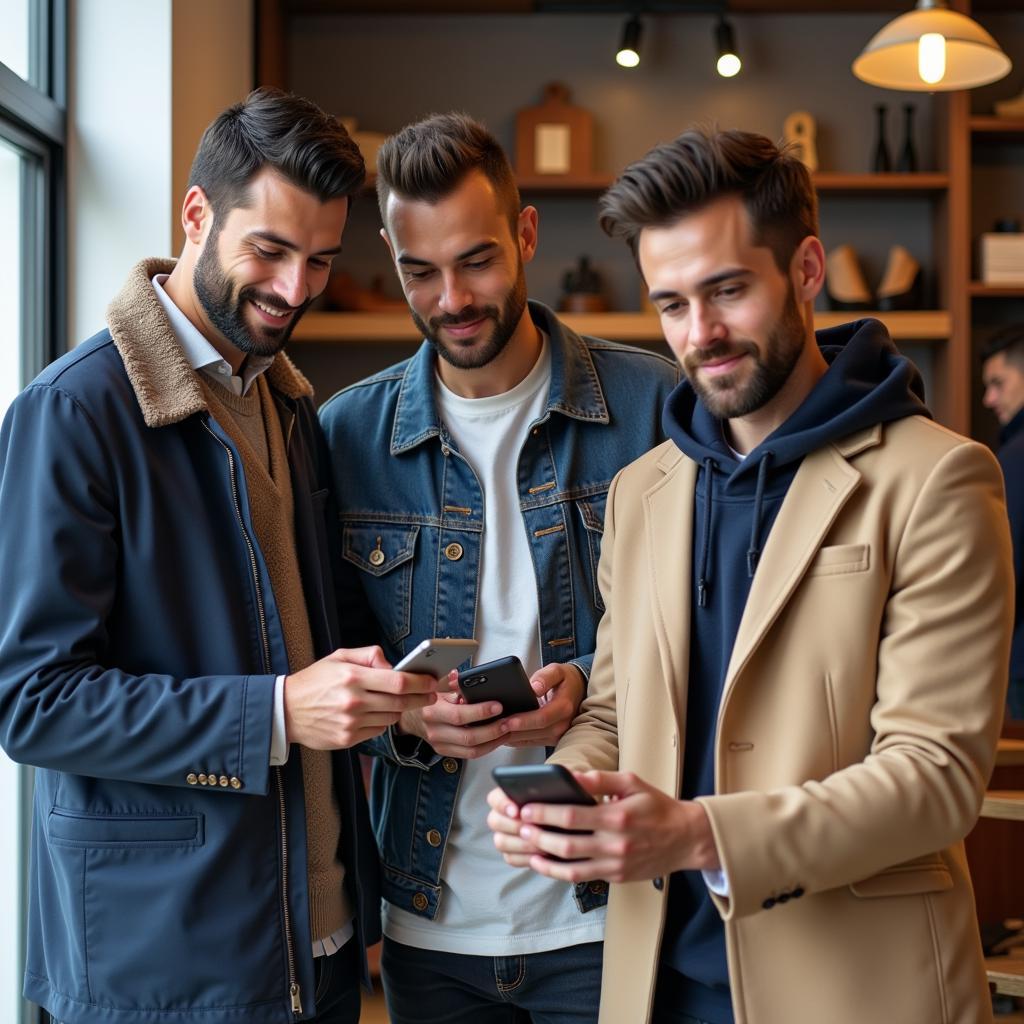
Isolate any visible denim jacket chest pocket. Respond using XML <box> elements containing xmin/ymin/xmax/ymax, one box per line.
<box><xmin>575</xmin><ymin>491</ymin><xmax>609</xmax><ymax>612</ymax></box>
<box><xmin>342</xmin><ymin>523</ymin><xmax>419</xmax><ymax>644</ymax></box>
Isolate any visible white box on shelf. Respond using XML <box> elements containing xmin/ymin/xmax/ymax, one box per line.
<box><xmin>981</xmin><ymin>233</ymin><xmax>1024</xmax><ymax>284</ymax></box>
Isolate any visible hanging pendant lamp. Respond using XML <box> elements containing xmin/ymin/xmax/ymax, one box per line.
<box><xmin>853</xmin><ymin>0</ymin><xmax>1011</xmax><ymax>92</ymax></box>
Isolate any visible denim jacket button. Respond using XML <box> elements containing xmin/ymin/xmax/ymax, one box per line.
<box><xmin>186</xmin><ymin>773</ymin><xmax>198</xmax><ymax>785</ymax></box>
<box><xmin>444</xmin><ymin>542</ymin><xmax>464</xmax><ymax>561</ymax></box>
<box><xmin>442</xmin><ymin>758</ymin><xmax>459</xmax><ymax>774</ymax></box>
<box><xmin>369</xmin><ymin>549</ymin><xmax>385</xmax><ymax>567</ymax></box>
<box><xmin>412</xmin><ymin>893</ymin><xmax>429</xmax><ymax>911</ymax></box>
<box><xmin>426</xmin><ymin>829</ymin><xmax>443</xmax><ymax>847</ymax></box>
<box><xmin>440</xmin><ymin>444</ymin><xmax>451</xmax><ymax>456</ymax></box>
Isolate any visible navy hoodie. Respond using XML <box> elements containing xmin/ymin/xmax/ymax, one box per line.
<box><xmin>657</xmin><ymin>319</ymin><xmax>929</xmax><ymax>1024</ymax></box>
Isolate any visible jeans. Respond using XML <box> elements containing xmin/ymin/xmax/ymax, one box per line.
<box><xmin>309</xmin><ymin>939</ymin><xmax>361</xmax><ymax>1023</ymax></box>
<box><xmin>381</xmin><ymin>937</ymin><xmax>603</xmax><ymax>1024</ymax></box>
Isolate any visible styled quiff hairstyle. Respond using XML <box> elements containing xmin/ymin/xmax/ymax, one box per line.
<box><xmin>376</xmin><ymin>112</ymin><xmax>520</xmax><ymax>233</ymax></box>
<box><xmin>188</xmin><ymin>87</ymin><xmax>365</xmax><ymax>227</ymax></box>
<box><xmin>982</xmin><ymin>324</ymin><xmax>1024</xmax><ymax>371</ymax></box>
<box><xmin>599</xmin><ymin>126</ymin><xmax>818</xmax><ymax>274</ymax></box>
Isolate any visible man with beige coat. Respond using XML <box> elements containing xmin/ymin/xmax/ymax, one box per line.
<box><xmin>488</xmin><ymin>126</ymin><xmax>1014</xmax><ymax>1024</ymax></box>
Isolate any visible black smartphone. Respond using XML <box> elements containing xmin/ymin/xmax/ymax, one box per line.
<box><xmin>491</xmin><ymin>764</ymin><xmax>597</xmax><ymax>809</ymax></box>
<box><xmin>457</xmin><ymin>655</ymin><xmax>539</xmax><ymax>721</ymax></box>
<box><xmin>491</xmin><ymin>764</ymin><xmax>597</xmax><ymax>856</ymax></box>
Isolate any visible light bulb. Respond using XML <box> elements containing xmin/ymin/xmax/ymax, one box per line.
<box><xmin>616</xmin><ymin>48</ymin><xmax>640</xmax><ymax>68</ymax></box>
<box><xmin>717</xmin><ymin>53</ymin><xmax>741</xmax><ymax>77</ymax></box>
<box><xmin>918</xmin><ymin>32</ymin><xmax>946</xmax><ymax>85</ymax></box>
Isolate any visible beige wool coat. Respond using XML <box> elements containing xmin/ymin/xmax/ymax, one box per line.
<box><xmin>550</xmin><ymin>415</ymin><xmax>1014</xmax><ymax>1024</ymax></box>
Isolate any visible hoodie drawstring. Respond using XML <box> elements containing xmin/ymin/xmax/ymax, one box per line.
<box><xmin>697</xmin><ymin>457</ymin><xmax>715</xmax><ymax>608</ymax></box>
<box><xmin>747</xmin><ymin>451</ymin><xmax>773</xmax><ymax>577</ymax></box>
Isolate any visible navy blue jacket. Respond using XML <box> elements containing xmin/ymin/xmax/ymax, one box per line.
<box><xmin>0</xmin><ymin>261</ymin><xmax>380</xmax><ymax>1024</ymax></box>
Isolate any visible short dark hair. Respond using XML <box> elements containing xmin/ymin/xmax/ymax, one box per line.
<box><xmin>188</xmin><ymin>87</ymin><xmax>364</xmax><ymax>227</ymax></box>
<box><xmin>375</xmin><ymin>112</ymin><xmax>520</xmax><ymax>233</ymax></box>
<box><xmin>982</xmin><ymin>324</ymin><xmax>1024</xmax><ymax>370</ymax></box>
<box><xmin>599</xmin><ymin>125</ymin><xmax>818</xmax><ymax>274</ymax></box>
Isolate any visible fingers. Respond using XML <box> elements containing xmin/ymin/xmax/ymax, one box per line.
<box><xmin>528</xmin><ymin>662</ymin><xmax>565</xmax><ymax>697</ymax></box>
<box><xmin>422</xmin><ymin>697</ymin><xmax>504</xmax><ymax>728</ymax></box>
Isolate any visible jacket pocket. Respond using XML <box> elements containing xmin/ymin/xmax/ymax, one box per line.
<box><xmin>806</xmin><ymin>543</ymin><xmax>870</xmax><ymax>577</ymax></box>
<box><xmin>48</xmin><ymin>808</ymin><xmax>203</xmax><ymax>848</ymax></box>
<box><xmin>575</xmin><ymin>492</ymin><xmax>609</xmax><ymax>612</ymax></box>
<box><xmin>342</xmin><ymin>523</ymin><xmax>418</xmax><ymax>644</ymax></box>
<box><xmin>849</xmin><ymin>854</ymin><xmax>952</xmax><ymax>898</ymax></box>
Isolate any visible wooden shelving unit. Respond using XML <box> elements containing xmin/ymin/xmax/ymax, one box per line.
<box><xmin>293</xmin><ymin>309</ymin><xmax>952</xmax><ymax>345</ymax></box>
<box><xmin>969</xmin><ymin>283</ymin><xmax>1024</xmax><ymax>298</ymax></box>
<box><xmin>982</xmin><ymin>791</ymin><xmax>1024</xmax><ymax>823</ymax></box>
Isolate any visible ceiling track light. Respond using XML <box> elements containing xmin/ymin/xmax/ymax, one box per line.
<box><xmin>852</xmin><ymin>0</ymin><xmax>1011</xmax><ymax>92</ymax></box>
<box><xmin>715</xmin><ymin>15</ymin><xmax>741</xmax><ymax>78</ymax></box>
<box><xmin>616</xmin><ymin>14</ymin><xmax>642</xmax><ymax>69</ymax></box>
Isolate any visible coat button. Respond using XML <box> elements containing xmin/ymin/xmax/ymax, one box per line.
<box><xmin>653</xmin><ymin>876</ymin><xmax>665</xmax><ymax>891</ymax></box>
<box><xmin>230</xmin><ymin>777</ymin><xmax>242</xmax><ymax>790</ymax></box>
<box><xmin>442</xmin><ymin>758</ymin><xmax>459</xmax><ymax>774</ymax></box>
<box><xmin>440</xmin><ymin>444</ymin><xmax>451</xmax><ymax>457</ymax></box>
<box><xmin>426</xmin><ymin>829</ymin><xmax>443</xmax><ymax>847</ymax></box>
<box><xmin>762</xmin><ymin>897</ymin><xmax>776</xmax><ymax>910</ymax></box>
<box><xmin>198</xmin><ymin>774</ymin><xmax>208</xmax><ymax>785</ymax></box>
<box><xmin>444</xmin><ymin>542</ymin><xmax>464</xmax><ymax>561</ymax></box>
<box><xmin>219</xmin><ymin>775</ymin><xmax>229</xmax><ymax>787</ymax></box>
<box><xmin>588</xmin><ymin>881</ymin><xmax>608</xmax><ymax>895</ymax></box>
<box><xmin>369</xmin><ymin>549</ymin><xmax>385</xmax><ymax>567</ymax></box>
<box><xmin>792</xmin><ymin>887</ymin><xmax>804</xmax><ymax>899</ymax></box>
<box><xmin>778</xmin><ymin>892</ymin><xmax>791</xmax><ymax>903</ymax></box>
<box><xmin>186</xmin><ymin>773</ymin><xmax>198</xmax><ymax>785</ymax></box>
<box><xmin>412</xmin><ymin>892</ymin><xmax>429</xmax><ymax>911</ymax></box>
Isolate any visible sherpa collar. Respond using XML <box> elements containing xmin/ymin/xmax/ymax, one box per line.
<box><xmin>106</xmin><ymin>257</ymin><xmax>314</xmax><ymax>429</ymax></box>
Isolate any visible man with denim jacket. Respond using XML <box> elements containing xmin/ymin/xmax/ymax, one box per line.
<box><xmin>319</xmin><ymin>113</ymin><xmax>679</xmax><ymax>1023</ymax></box>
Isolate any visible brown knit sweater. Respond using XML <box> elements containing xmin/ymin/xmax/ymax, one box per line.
<box><xmin>199</xmin><ymin>373</ymin><xmax>352</xmax><ymax>944</ymax></box>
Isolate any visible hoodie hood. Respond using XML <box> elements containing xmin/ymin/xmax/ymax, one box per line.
<box><xmin>663</xmin><ymin>317</ymin><xmax>930</xmax><ymax>598</ymax></box>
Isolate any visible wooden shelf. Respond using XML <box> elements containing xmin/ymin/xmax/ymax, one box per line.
<box><xmin>293</xmin><ymin>309</ymin><xmax>951</xmax><ymax>345</ymax></box>
<box><xmin>970</xmin><ymin>283</ymin><xmax>1024</xmax><ymax>298</ymax></box>
<box><xmin>811</xmin><ymin>172</ymin><xmax>949</xmax><ymax>194</ymax></box>
<box><xmin>971</xmin><ymin>116</ymin><xmax>1024</xmax><ymax>142</ymax></box>
<box><xmin>982</xmin><ymin>791</ymin><xmax>1024</xmax><ymax>822</ymax></box>
<box><xmin>516</xmin><ymin>173</ymin><xmax>615</xmax><ymax>195</ymax></box>
<box><xmin>987</xmin><ymin>953</ymin><xmax>1024</xmax><ymax>997</ymax></box>
<box><xmin>996</xmin><ymin>738</ymin><xmax>1024</xmax><ymax>768</ymax></box>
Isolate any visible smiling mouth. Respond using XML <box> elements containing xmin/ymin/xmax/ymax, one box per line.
<box><xmin>441</xmin><ymin>317</ymin><xmax>487</xmax><ymax>339</ymax></box>
<box><xmin>250</xmin><ymin>298</ymin><xmax>293</xmax><ymax>322</ymax></box>
<box><xmin>698</xmin><ymin>353</ymin><xmax>747</xmax><ymax>377</ymax></box>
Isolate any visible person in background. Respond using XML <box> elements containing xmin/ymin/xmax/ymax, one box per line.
<box><xmin>319</xmin><ymin>111</ymin><xmax>679</xmax><ymax>1024</ymax></box>
<box><xmin>0</xmin><ymin>87</ymin><xmax>439</xmax><ymax>1024</ymax></box>
<box><xmin>489</xmin><ymin>125</ymin><xmax>1013</xmax><ymax>1024</ymax></box>
<box><xmin>983</xmin><ymin>324</ymin><xmax>1024</xmax><ymax>721</ymax></box>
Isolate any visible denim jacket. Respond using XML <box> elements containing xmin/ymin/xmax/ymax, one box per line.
<box><xmin>319</xmin><ymin>301</ymin><xmax>680</xmax><ymax>920</ymax></box>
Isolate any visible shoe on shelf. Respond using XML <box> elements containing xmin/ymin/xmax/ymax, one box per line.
<box><xmin>825</xmin><ymin>245</ymin><xmax>873</xmax><ymax>311</ymax></box>
<box><xmin>877</xmin><ymin>244</ymin><xmax>922</xmax><ymax>311</ymax></box>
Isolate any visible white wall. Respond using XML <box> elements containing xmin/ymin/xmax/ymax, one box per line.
<box><xmin>67</xmin><ymin>0</ymin><xmax>252</xmax><ymax>347</ymax></box>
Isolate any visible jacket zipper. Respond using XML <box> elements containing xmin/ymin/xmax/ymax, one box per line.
<box><xmin>202</xmin><ymin>422</ymin><xmax>301</xmax><ymax>1016</ymax></box>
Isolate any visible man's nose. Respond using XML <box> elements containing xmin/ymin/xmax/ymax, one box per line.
<box><xmin>275</xmin><ymin>263</ymin><xmax>308</xmax><ymax>309</ymax></box>
<box><xmin>438</xmin><ymin>272</ymin><xmax>472</xmax><ymax>315</ymax></box>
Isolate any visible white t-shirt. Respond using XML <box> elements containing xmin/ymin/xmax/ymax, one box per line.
<box><xmin>383</xmin><ymin>337</ymin><xmax>606</xmax><ymax>955</ymax></box>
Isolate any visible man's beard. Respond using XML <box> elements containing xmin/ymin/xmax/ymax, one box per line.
<box><xmin>684</xmin><ymin>285</ymin><xmax>806</xmax><ymax>419</ymax></box>
<box><xmin>193</xmin><ymin>231</ymin><xmax>310</xmax><ymax>359</ymax></box>
<box><xmin>412</xmin><ymin>265</ymin><xmax>528</xmax><ymax>371</ymax></box>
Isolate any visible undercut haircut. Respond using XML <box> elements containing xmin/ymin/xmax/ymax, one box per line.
<box><xmin>188</xmin><ymin>87</ymin><xmax>364</xmax><ymax>230</ymax></box>
<box><xmin>599</xmin><ymin>125</ymin><xmax>818</xmax><ymax>274</ymax></box>
<box><xmin>375</xmin><ymin>112</ymin><xmax>520</xmax><ymax>234</ymax></box>
<box><xmin>982</xmin><ymin>324</ymin><xmax>1024</xmax><ymax>371</ymax></box>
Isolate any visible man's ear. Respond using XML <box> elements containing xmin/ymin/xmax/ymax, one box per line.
<box><xmin>379</xmin><ymin>226</ymin><xmax>396</xmax><ymax>262</ymax></box>
<box><xmin>791</xmin><ymin>235</ymin><xmax>825</xmax><ymax>304</ymax></box>
<box><xmin>181</xmin><ymin>185</ymin><xmax>212</xmax><ymax>246</ymax></box>
<box><xmin>518</xmin><ymin>205</ymin><xmax>539</xmax><ymax>265</ymax></box>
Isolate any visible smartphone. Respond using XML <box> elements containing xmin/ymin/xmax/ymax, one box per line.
<box><xmin>491</xmin><ymin>764</ymin><xmax>597</xmax><ymax>809</ymax></box>
<box><xmin>393</xmin><ymin>638</ymin><xmax>478</xmax><ymax>678</ymax></box>
<box><xmin>458</xmin><ymin>655</ymin><xmax>539</xmax><ymax>720</ymax></box>
<box><xmin>491</xmin><ymin>764</ymin><xmax>596</xmax><ymax>855</ymax></box>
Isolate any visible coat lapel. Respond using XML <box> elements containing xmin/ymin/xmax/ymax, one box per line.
<box><xmin>643</xmin><ymin>447</ymin><xmax>696</xmax><ymax>723</ymax></box>
<box><xmin>720</xmin><ymin>440</ymin><xmax>865</xmax><ymax>708</ymax></box>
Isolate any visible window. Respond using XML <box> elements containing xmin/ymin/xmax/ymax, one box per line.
<box><xmin>0</xmin><ymin>4</ymin><xmax>66</xmax><ymax>1022</ymax></box>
